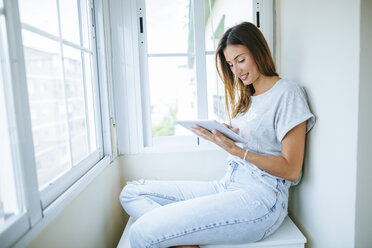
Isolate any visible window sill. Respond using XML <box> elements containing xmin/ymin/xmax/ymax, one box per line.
<box><xmin>143</xmin><ymin>142</ymin><xmax>223</xmax><ymax>154</ymax></box>
<box><xmin>12</xmin><ymin>156</ymin><xmax>111</xmax><ymax>248</ymax></box>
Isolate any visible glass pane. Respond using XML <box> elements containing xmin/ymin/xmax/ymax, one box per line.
<box><xmin>145</xmin><ymin>0</ymin><xmax>193</xmax><ymax>54</ymax></box>
<box><xmin>80</xmin><ymin>0</ymin><xmax>92</xmax><ymax>49</ymax></box>
<box><xmin>148</xmin><ymin>56</ymin><xmax>197</xmax><ymax>136</ymax></box>
<box><xmin>22</xmin><ymin>30</ymin><xmax>71</xmax><ymax>188</ymax></box>
<box><xmin>83</xmin><ymin>52</ymin><xmax>97</xmax><ymax>151</ymax></box>
<box><xmin>18</xmin><ymin>0</ymin><xmax>59</xmax><ymax>36</ymax></box>
<box><xmin>63</xmin><ymin>45</ymin><xmax>89</xmax><ymax>164</ymax></box>
<box><xmin>206</xmin><ymin>54</ymin><xmax>225</xmax><ymax>122</ymax></box>
<box><xmin>60</xmin><ymin>0</ymin><xmax>80</xmax><ymax>44</ymax></box>
<box><xmin>204</xmin><ymin>0</ymin><xmax>253</xmax><ymax>51</ymax></box>
<box><xmin>0</xmin><ymin>16</ymin><xmax>22</xmax><ymax>228</ymax></box>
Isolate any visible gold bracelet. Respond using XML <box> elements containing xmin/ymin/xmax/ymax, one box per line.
<box><xmin>243</xmin><ymin>149</ymin><xmax>249</xmax><ymax>160</ymax></box>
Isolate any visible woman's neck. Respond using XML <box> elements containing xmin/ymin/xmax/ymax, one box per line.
<box><xmin>252</xmin><ymin>75</ymin><xmax>280</xmax><ymax>96</ymax></box>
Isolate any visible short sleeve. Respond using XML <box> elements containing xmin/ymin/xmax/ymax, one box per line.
<box><xmin>275</xmin><ymin>84</ymin><xmax>315</xmax><ymax>142</ymax></box>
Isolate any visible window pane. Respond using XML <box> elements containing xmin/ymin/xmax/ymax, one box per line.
<box><xmin>18</xmin><ymin>0</ymin><xmax>59</xmax><ymax>36</ymax></box>
<box><xmin>80</xmin><ymin>0</ymin><xmax>92</xmax><ymax>49</ymax></box>
<box><xmin>206</xmin><ymin>54</ymin><xmax>225</xmax><ymax>122</ymax></box>
<box><xmin>22</xmin><ymin>30</ymin><xmax>71</xmax><ymax>188</ymax></box>
<box><xmin>204</xmin><ymin>0</ymin><xmax>253</xmax><ymax>51</ymax></box>
<box><xmin>0</xmin><ymin>16</ymin><xmax>22</xmax><ymax>228</ymax></box>
<box><xmin>83</xmin><ymin>52</ymin><xmax>97</xmax><ymax>150</ymax></box>
<box><xmin>60</xmin><ymin>0</ymin><xmax>80</xmax><ymax>45</ymax></box>
<box><xmin>63</xmin><ymin>45</ymin><xmax>89</xmax><ymax>164</ymax></box>
<box><xmin>148</xmin><ymin>56</ymin><xmax>197</xmax><ymax>136</ymax></box>
<box><xmin>145</xmin><ymin>0</ymin><xmax>193</xmax><ymax>54</ymax></box>
<box><xmin>0</xmin><ymin>0</ymin><xmax>3</xmax><ymax>8</ymax></box>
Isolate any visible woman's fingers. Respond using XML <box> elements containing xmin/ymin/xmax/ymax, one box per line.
<box><xmin>222</xmin><ymin>123</ymin><xmax>231</xmax><ymax>128</ymax></box>
<box><xmin>190</xmin><ymin>125</ymin><xmax>214</xmax><ymax>141</ymax></box>
<box><xmin>191</xmin><ymin>125</ymin><xmax>236</xmax><ymax>151</ymax></box>
<box><xmin>222</xmin><ymin>123</ymin><xmax>239</xmax><ymax>133</ymax></box>
<box><xmin>232</xmin><ymin>127</ymin><xmax>240</xmax><ymax>133</ymax></box>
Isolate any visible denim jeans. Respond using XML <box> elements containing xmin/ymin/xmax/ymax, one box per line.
<box><xmin>120</xmin><ymin>160</ymin><xmax>290</xmax><ymax>248</ymax></box>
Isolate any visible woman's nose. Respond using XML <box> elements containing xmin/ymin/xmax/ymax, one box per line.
<box><xmin>233</xmin><ymin>64</ymin><xmax>240</xmax><ymax>76</ymax></box>
<box><xmin>232</xmin><ymin>64</ymin><xmax>238</xmax><ymax>75</ymax></box>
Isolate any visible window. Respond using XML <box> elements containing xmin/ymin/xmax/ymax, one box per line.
<box><xmin>0</xmin><ymin>7</ymin><xmax>27</xmax><ymax>241</ymax></box>
<box><xmin>18</xmin><ymin>0</ymin><xmax>102</xmax><ymax>206</ymax></box>
<box><xmin>134</xmin><ymin>0</ymin><xmax>274</xmax><ymax>149</ymax></box>
<box><xmin>0</xmin><ymin>3</ymin><xmax>34</xmax><ymax>247</ymax></box>
<box><xmin>0</xmin><ymin>0</ymin><xmax>112</xmax><ymax>246</ymax></box>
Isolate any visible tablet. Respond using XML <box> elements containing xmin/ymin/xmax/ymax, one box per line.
<box><xmin>176</xmin><ymin>120</ymin><xmax>248</xmax><ymax>143</ymax></box>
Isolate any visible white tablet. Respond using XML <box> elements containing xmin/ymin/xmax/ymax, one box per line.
<box><xmin>176</xmin><ymin>120</ymin><xmax>248</xmax><ymax>144</ymax></box>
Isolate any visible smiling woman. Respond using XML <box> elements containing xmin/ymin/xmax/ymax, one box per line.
<box><xmin>119</xmin><ymin>21</ymin><xmax>315</xmax><ymax>247</ymax></box>
<box><xmin>216</xmin><ymin>22</ymin><xmax>278</xmax><ymax>120</ymax></box>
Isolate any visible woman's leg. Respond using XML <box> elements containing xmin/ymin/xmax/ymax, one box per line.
<box><xmin>128</xmin><ymin>187</ymin><xmax>285</xmax><ymax>248</ymax></box>
<box><xmin>120</xmin><ymin>179</ymin><xmax>223</xmax><ymax>220</ymax></box>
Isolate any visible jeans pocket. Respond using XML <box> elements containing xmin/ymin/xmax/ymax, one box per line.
<box><xmin>228</xmin><ymin>161</ymin><xmax>239</xmax><ymax>182</ymax></box>
<box><xmin>260</xmin><ymin>173</ymin><xmax>278</xmax><ymax>190</ymax></box>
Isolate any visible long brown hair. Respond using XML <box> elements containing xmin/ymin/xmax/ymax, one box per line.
<box><xmin>215</xmin><ymin>22</ymin><xmax>278</xmax><ymax>122</ymax></box>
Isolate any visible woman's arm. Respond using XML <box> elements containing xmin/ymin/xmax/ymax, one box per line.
<box><xmin>191</xmin><ymin>121</ymin><xmax>307</xmax><ymax>182</ymax></box>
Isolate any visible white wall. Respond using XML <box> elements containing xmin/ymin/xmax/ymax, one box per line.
<box><xmin>27</xmin><ymin>159</ymin><xmax>126</xmax><ymax>248</ymax></box>
<box><xmin>278</xmin><ymin>0</ymin><xmax>362</xmax><ymax>247</ymax></box>
<box><xmin>119</xmin><ymin>149</ymin><xmax>228</xmax><ymax>182</ymax></box>
<box><xmin>355</xmin><ymin>0</ymin><xmax>372</xmax><ymax>247</ymax></box>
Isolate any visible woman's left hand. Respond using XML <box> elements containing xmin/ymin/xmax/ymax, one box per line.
<box><xmin>190</xmin><ymin>125</ymin><xmax>239</xmax><ymax>155</ymax></box>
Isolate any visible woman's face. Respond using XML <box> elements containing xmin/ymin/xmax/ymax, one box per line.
<box><xmin>223</xmin><ymin>44</ymin><xmax>261</xmax><ymax>86</ymax></box>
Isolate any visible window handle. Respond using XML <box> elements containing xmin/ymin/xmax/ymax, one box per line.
<box><xmin>139</xmin><ymin>17</ymin><xmax>144</xmax><ymax>33</ymax></box>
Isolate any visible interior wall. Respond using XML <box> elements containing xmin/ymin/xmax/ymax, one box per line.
<box><xmin>277</xmin><ymin>0</ymin><xmax>360</xmax><ymax>247</ymax></box>
<box><xmin>27</xmin><ymin>159</ymin><xmax>126</xmax><ymax>248</ymax></box>
<box><xmin>355</xmin><ymin>0</ymin><xmax>372</xmax><ymax>247</ymax></box>
<box><xmin>119</xmin><ymin>149</ymin><xmax>228</xmax><ymax>182</ymax></box>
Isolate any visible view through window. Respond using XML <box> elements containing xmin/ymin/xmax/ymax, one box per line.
<box><xmin>18</xmin><ymin>0</ymin><xmax>98</xmax><ymax>189</ymax></box>
<box><xmin>143</xmin><ymin>0</ymin><xmax>253</xmax><ymax>138</ymax></box>
<box><xmin>0</xmin><ymin>13</ymin><xmax>23</xmax><ymax>230</ymax></box>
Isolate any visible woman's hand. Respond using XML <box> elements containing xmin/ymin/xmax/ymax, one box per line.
<box><xmin>190</xmin><ymin>124</ymin><xmax>241</xmax><ymax>156</ymax></box>
<box><xmin>221</xmin><ymin>123</ymin><xmax>240</xmax><ymax>134</ymax></box>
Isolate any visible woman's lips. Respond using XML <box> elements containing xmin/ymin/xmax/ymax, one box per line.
<box><xmin>239</xmin><ymin>73</ymin><xmax>249</xmax><ymax>81</ymax></box>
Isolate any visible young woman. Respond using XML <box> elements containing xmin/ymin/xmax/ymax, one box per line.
<box><xmin>120</xmin><ymin>22</ymin><xmax>315</xmax><ymax>248</ymax></box>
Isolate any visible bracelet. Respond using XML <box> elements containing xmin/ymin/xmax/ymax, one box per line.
<box><xmin>243</xmin><ymin>149</ymin><xmax>249</xmax><ymax>160</ymax></box>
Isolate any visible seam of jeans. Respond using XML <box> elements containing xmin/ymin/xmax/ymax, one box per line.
<box><xmin>138</xmin><ymin>192</ymin><xmax>184</xmax><ymax>202</ymax></box>
<box><xmin>260</xmin><ymin>208</ymin><xmax>287</xmax><ymax>241</ymax></box>
<box><xmin>146</xmin><ymin>203</ymin><xmax>279</xmax><ymax>248</ymax></box>
<box><xmin>229</xmin><ymin>162</ymin><xmax>239</xmax><ymax>182</ymax></box>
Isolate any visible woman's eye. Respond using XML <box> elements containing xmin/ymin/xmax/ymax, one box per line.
<box><xmin>228</xmin><ymin>64</ymin><xmax>233</xmax><ymax>68</ymax></box>
<box><xmin>238</xmin><ymin>59</ymin><xmax>245</xmax><ymax>63</ymax></box>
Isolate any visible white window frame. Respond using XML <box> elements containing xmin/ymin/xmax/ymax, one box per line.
<box><xmin>0</xmin><ymin>0</ymin><xmax>115</xmax><ymax>247</ymax></box>
<box><xmin>19</xmin><ymin>0</ymin><xmax>105</xmax><ymax>209</ymax></box>
<box><xmin>109</xmin><ymin>0</ymin><xmax>275</xmax><ymax>154</ymax></box>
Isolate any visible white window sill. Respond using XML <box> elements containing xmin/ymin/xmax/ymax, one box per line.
<box><xmin>143</xmin><ymin>142</ymin><xmax>223</xmax><ymax>154</ymax></box>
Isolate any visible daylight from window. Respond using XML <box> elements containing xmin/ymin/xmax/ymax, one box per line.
<box><xmin>0</xmin><ymin>15</ymin><xmax>22</xmax><ymax>230</ymax></box>
<box><xmin>145</xmin><ymin>0</ymin><xmax>252</xmax><ymax>137</ymax></box>
<box><xmin>18</xmin><ymin>0</ymin><xmax>98</xmax><ymax>189</ymax></box>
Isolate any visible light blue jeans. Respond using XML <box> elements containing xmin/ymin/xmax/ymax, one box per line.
<box><xmin>120</xmin><ymin>160</ymin><xmax>290</xmax><ymax>248</ymax></box>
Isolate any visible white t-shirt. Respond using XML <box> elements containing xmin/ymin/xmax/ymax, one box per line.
<box><xmin>228</xmin><ymin>79</ymin><xmax>315</xmax><ymax>183</ymax></box>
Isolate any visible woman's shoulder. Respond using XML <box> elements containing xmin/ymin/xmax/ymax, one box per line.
<box><xmin>276</xmin><ymin>78</ymin><xmax>302</xmax><ymax>90</ymax></box>
<box><xmin>275</xmin><ymin>78</ymin><xmax>306</xmax><ymax>97</ymax></box>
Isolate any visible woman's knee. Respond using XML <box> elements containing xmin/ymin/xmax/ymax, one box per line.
<box><xmin>120</xmin><ymin>180</ymin><xmax>144</xmax><ymax>206</ymax></box>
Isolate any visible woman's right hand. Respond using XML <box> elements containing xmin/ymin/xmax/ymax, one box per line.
<box><xmin>222</xmin><ymin>123</ymin><xmax>240</xmax><ymax>134</ymax></box>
